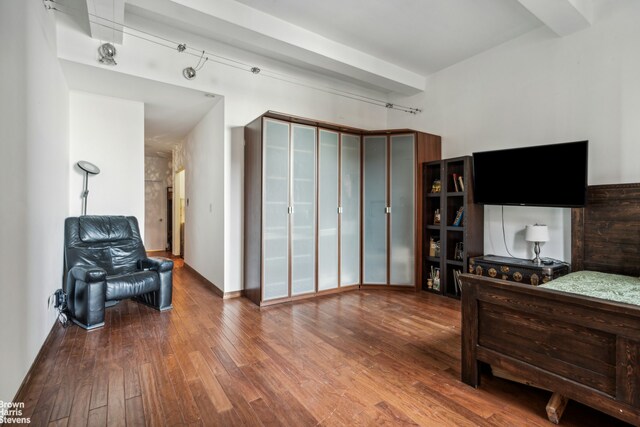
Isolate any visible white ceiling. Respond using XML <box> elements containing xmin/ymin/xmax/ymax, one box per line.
<box><xmin>60</xmin><ymin>60</ymin><xmax>219</xmax><ymax>155</ymax></box>
<box><xmin>58</xmin><ymin>0</ymin><xmax>598</xmax><ymax>141</ymax></box>
<box><xmin>120</xmin><ymin>0</ymin><xmax>599</xmax><ymax>94</ymax></box>
<box><xmin>231</xmin><ymin>0</ymin><xmax>543</xmax><ymax>75</ymax></box>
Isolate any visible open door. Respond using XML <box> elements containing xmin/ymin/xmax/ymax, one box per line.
<box><xmin>173</xmin><ymin>169</ymin><xmax>186</xmax><ymax>257</ymax></box>
<box><xmin>167</xmin><ymin>187</ymin><xmax>173</xmax><ymax>252</ymax></box>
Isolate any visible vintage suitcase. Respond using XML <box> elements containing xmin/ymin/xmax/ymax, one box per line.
<box><xmin>468</xmin><ymin>255</ymin><xmax>570</xmax><ymax>286</ymax></box>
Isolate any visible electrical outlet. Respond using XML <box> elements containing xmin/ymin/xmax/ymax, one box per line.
<box><xmin>49</xmin><ymin>289</ymin><xmax>70</xmax><ymax>328</ymax></box>
<box><xmin>53</xmin><ymin>289</ymin><xmax>66</xmax><ymax>308</ymax></box>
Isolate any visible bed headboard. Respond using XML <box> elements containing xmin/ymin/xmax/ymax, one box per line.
<box><xmin>571</xmin><ymin>183</ymin><xmax>640</xmax><ymax>276</ymax></box>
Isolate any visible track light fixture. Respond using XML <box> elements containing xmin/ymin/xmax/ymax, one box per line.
<box><xmin>46</xmin><ymin>2</ymin><xmax>423</xmax><ymax>114</ymax></box>
<box><xmin>183</xmin><ymin>67</ymin><xmax>196</xmax><ymax>80</ymax></box>
<box><xmin>182</xmin><ymin>50</ymin><xmax>208</xmax><ymax>80</ymax></box>
<box><xmin>98</xmin><ymin>43</ymin><xmax>117</xmax><ymax>65</ymax></box>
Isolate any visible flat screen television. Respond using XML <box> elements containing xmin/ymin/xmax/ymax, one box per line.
<box><xmin>472</xmin><ymin>141</ymin><xmax>588</xmax><ymax>207</ymax></box>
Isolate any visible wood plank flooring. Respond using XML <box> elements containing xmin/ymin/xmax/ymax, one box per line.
<box><xmin>14</xmin><ymin>257</ymin><xmax>631</xmax><ymax>426</ymax></box>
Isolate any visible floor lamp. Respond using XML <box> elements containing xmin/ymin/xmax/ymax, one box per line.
<box><xmin>77</xmin><ymin>161</ymin><xmax>100</xmax><ymax>216</ymax></box>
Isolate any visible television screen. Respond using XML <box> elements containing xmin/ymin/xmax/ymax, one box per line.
<box><xmin>472</xmin><ymin>141</ymin><xmax>588</xmax><ymax>207</ymax></box>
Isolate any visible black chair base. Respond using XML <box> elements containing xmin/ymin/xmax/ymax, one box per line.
<box><xmin>71</xmin><ymin>318</ymin><xmax>105</xmax><ymax>331</ymax></box>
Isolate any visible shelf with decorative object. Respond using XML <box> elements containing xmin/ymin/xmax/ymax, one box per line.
<box><xmin>422</xmin><ymin>156</ymin><xmax>483</xmax><ymax>298</ymax></box>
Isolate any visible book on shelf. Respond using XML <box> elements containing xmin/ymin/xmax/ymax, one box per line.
<box><xmin>453</xmin><ymin>206</ymin><xmax>464</xmax><ymax>226</ymax></box>
<box><xmin>458</xmin><ymin>175</ymin><xmax>464</xmax><ymax>191</ymax></box>
<box><xmin>452</xmin><ymin>174</ymin><xmax>459</xmax><ymax>192</ymax></box>
<box><xmin>453</xmin><ymin>269</ymin><xmax>463</xmax><ymax>296</ymax></box>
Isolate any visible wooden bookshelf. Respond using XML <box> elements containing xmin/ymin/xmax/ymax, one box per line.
<box><xmin>422</xmin><ymin>156</ymin><xmax>483</xmax><ymax>298</ymax></box>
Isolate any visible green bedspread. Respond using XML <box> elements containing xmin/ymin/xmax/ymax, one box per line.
<box><xmin>541</xmin><ymin>270</ymin><xmax>640</xmax><ymax>307</ymax></box>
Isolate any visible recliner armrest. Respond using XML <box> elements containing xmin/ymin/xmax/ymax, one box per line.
<box><xmin>138</xmin><ymin>257</ymin><xmax>173</xmax><ymax>272</ymax></box>
<box><xmin>69</xmin><ymin>265</ymin><xmax>107</xmax><ymax>282</ymax></box>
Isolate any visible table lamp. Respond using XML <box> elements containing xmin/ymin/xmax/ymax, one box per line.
<box><xmin>526</xmin><ymin>224</ymin><xmax>549</xmax><ymax>265</ymax></box>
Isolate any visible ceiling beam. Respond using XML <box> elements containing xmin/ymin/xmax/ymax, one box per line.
<box><xmin>127</xmin><ymin>0</ymin><xmax>425</xmax><ymax>95</ymax></box>
<box><xmin>518</xmin><ymin>0</ymin><xmax>592</xmax><ymax>37</ymax></box>
<box><xmin>86</xmin><ymin>0</ymin><xmax>124</xmax><ymax>44</ymax></box>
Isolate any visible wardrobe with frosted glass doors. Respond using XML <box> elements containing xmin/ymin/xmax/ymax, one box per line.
<box><xmin>317</xmin><ymin>130</ymin><xmax>361</xmax><ymax>293</ymax></box>
<box><xmin>243</xmin><ymin>116</ymin><xmax>317</xmax><ymax>305</ymax></box>
<box><xmin>362</xmin><ymin>133</ymin><xmax>440</xmax><ymax>288</ymax></box>
<box><xmin>244</xmin><ymin>111</ymin><xmax>441</xmax><ymax>306</ymax></box>
<box><xmin>363</xmin><ymin>133</ymin><xmax>417</xmax><ymax>287</ymax></box>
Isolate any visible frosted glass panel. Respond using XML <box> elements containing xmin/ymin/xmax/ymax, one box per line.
<box><xmin>291</xmin><ymin>125</ymin><xmax>316</xmax><ymax>296</ymax></box>
<box><xmin>363</xmin><ymin>136</ymin><xmax>387</xmax><ymax>284</ymax></box>
<box><xmin>340</xmin><ymin>134</ymin><xmax>360</xmax><ymax>286</ymax></box>
<box><xmin>390</xmin><ymin>135</ymin><xmax>415</xmax><ymax>285</ymax></box>
<box><xmin>318</xmin><ymin>130</ymin><xmax>339</xmax><ymax>291</ymax></box>
<box><xmin>263</xmin><ymin>119</ymin><xmax>290</xmax><ymax>300</ymax></box>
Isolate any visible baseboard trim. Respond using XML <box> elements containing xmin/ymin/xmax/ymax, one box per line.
<box><xmin>71</xmin><ymin>319</ymin><xmax>105</xmax><ymax>330</ymax></box>
<box><xmin>258</xmin><ymin>285</ymin><xmax>360</xmax><ymax>307</ymax></box>
<box><xmin>223</xmin><ymin>290</ymin><xmax>243</xmax><ymax>299</ymax></box>
<box><xmin>13</xmin><ymin>319</ymin><xmax>60</xmax><ymax>403</ymax></box>
<box><xmin>359</xmin><ymin>284</ymin><xmax>417</xmax><ymax>291</ymax></box>
<box><xmin>183</xmin><ymin>263</ymin><xmax>224</xmax><ymax>298</ymax></box>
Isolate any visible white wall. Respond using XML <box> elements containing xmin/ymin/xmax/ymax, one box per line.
<box><xmin>182</xmin><ymin>100</ymin><xmax>225</xmax><ymax>290</ymax></box>
<box><xmin>0</xmin><ymin>0</ymin><xmax>69</xmax><ymax>402</ymax></box>
<box><xmin>144</xmin><ymin>155</ymin><xmax>172</xmax><ymax>250</ymax></box>
<box><xmin>388</xmin><ymin>0</ymin><xmax>640</xmax><ymax>262</ymax></box>
<box><xmin>69</xmin><ymin>92</ymin><xmax>145</xmax><ymax>234</ymax></box>
<box><xmin>56</xmin><ymin>13</ymin><xmax>387</xmax><ymax>292</ymax></box>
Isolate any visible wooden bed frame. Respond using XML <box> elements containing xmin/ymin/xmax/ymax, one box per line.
<box><xmin>460</xmin><ymin>183</ymin><xmax>640</xmax><ymax>425</ymax></box>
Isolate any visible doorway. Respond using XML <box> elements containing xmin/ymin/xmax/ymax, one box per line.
<box><xmin>144</xmin><ymin>153</ymin><xmax>172</xmax><ymax>251</ymax></box>
<box><xmin>144</xmin><ymin>179</ymin><xmax>166</xmax><ymax>250</ymax></box>
<box><xmin>166</xmin><ymin>186</ymin><xmax>173</xmax><ymax>252</ymax></box>
<box><xmin>173</xmin><ymin>169</ymin><xmax>186</xmax><ymax>258</ymax></box>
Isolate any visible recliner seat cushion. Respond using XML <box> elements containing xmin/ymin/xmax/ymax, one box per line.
<box><xmin>106</xmin><ymin>271</ymin><xmax>160</xmax><ymax>301</ymax></box>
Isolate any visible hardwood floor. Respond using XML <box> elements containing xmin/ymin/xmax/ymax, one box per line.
<box><xmin>14</xmin><ymin>259</ymin><xmax>630</xmax><ymax>426</ymax></box>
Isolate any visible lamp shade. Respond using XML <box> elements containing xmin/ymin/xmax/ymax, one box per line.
<box><xmin>77</xmin><ymin>160</ymin><xmax>100</xmax><ymax>175</ymax></box>
<box><xmin>525</xmin><ymin>224</ymin><xmax>549</xmax><ymax>242</ymax></box>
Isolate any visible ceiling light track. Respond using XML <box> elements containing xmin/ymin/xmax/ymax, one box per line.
<box><xmin>46</xmin><ymin>0</ymin><xmax>422</xmax><ymax>115</ymax></box>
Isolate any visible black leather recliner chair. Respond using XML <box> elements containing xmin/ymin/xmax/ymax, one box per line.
<box><xmin>64</xmin><ymin>215</ymin><xmax>173</xmax><ymax>329</ymax></box>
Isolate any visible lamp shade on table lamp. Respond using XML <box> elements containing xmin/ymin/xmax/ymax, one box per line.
<box><xmin>525</xmin><ymin>224</ymin><xmax>549</xmax><ymax>265</ymax></box>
